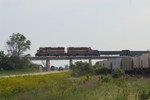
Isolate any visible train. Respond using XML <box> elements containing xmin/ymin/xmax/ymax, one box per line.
<box><xmin>35</xmin><ymin>47</ymin><xmax>100</xmax><ymax>57</ymax></box>
<box><xmin>35</xmin><ymin>47</ymin><xmax>148</xmax><ymax>57</ymax></box>
<box><xmin>97</xmin><ymin>53</ymin><xmax>150</xmax><ymax>74</ymax></box>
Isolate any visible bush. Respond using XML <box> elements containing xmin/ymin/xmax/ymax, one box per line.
<box><xmin>94</xmin><ymin>66</ymin><xmax>108</xmax><ymax>75</ymax></box>
<box><xmin>112</xmin><ymin>68</ymin><xmax>125</xmax><ymax>78</ymax></box>
<box><xmin>93</xmin><ymin>64</ymin><xmax>109</xmax><ymax>75</ymax></box>
<box><xmin>0</xmin><ymin>53</ymin><xmax>15</xmax><ymax>70</ymax></box>
<box><xmin>99</xmin><ymin>75</ymin><xmax>111</xmax><ymax>83</ymax></box>
<box><xmin>70</xmin><ymin>61</ymin><xmax>93</xmax><ymax>77</ymax></box>
<box><xmin>138</xmin><ymin>88</ymin><xmax>150</xmax><ymax>100</ymax></box>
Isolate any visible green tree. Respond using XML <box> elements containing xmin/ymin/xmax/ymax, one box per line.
<box><xmin>58</xmin><ymin>66</ymin><xmax>64</xmax><ymax>71</ymax></box>
<box><xmin>112</xmin><ymin>68</ymin><xmax>125</xmax><ymax>78</ymax></box>
<box><xmin>50</xmin><ymin>65</ymin><xmax>55</xmax><ymax>71</ymax></box>
<box><xmin>70</xmin><ymin>61</ymin><xmax>93</xmax><ymax>77</ymax></box>
<box><xmin>64</xmin><ymin>64</ymin><xmax>69</xmax><ymax>70</ymax></box>
<box><xmin>0</xmin><ymin>51</ymin><xmax>5</xmax><ymax>57</ymax></box>
<box><xmin>0</xmin><ymin>51</ymin><xmax>14</xmax><ymax>70</ymax></box>
<box><xmin>6</xmin><ymin>33</ymin><xmax>31</xmax><ymax>58</ymax></box>
<box><xmin>93</xmin><ymin>64</ymin><xmax>108</xmax><ymax>75</ymax></box>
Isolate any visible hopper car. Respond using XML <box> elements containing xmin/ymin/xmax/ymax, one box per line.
<box><xmin>97</xmin><ymin>53</ymin><xmax>150</xmax><ymax>74</ymax></box>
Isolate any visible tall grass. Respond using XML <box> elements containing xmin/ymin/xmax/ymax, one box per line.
<box><xmin>0</xmin><ymin>69</ymin><xmax>39</xmax><ymax>76</ymax></box>
<box><xmin>0</xmin><ymin>72</ymin><xmax>72</xmax><ymax>99</ymax></box>
<box><xmin>0</xmin><ymin>72</ymin><xmax>150</xmax><ymax>100</ymax></box>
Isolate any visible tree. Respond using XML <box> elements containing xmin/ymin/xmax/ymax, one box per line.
<box><xmin>70</xmin><ymin>61</ymin><xmax>93</xmax><ymax>77</ymax></box>
<box><xmin>0</xmin><ymin>51</ymin><xmax>14</xmax><ymax>70</ymax></box>
<box><xmin>58</xmin><ymin>66</ymin><xmax>64</xmax><ymax>71</ymax></box>
<box><xmin>112</xmin><ymin>68</ymin><xmax>125</xmax><ymax>78</ymax></box>
<box><xmin>64</xmin><ymin>64</ymin><xmax>69</xmax><ymax>70</ymax></box>
<box><xmin>6</xmin><ymin>33</ymin><xmax>31</xmax><ymax>58</ymax></box>
<box><xmin>0</xmin><ymin>51</ymin><xmax>5</xmax><ymax>57</ymax></box>
<box><xmin>51</xmin><ymin>65</ymin><xmax>55</xmax><ymax>71</ymax></box>
<box><xmin>93</xmin><ymin>64</ymin><xmax>108</xmax><ymax>75</ymax></box>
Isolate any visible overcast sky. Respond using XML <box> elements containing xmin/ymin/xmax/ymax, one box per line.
<box><xmin>1</xmin><ymin>0</ymin><xmax>150</xmax><ymax>66</ymax></box>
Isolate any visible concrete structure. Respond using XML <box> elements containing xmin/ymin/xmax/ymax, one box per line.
<box><xmin>28</xmin><ymin>56</ymin><xmax>125</xmax><ymax>71</ymax></box>
<box><xmin>46</xmin><ymin>59</ymin><xmax>50</xmax><ymax>71</ymax></box>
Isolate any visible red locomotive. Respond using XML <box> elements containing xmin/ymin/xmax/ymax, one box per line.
<box><xmin>35</xmin><ymin>47</ymin><xmax>100</xmax><ymax>56</ymax></box>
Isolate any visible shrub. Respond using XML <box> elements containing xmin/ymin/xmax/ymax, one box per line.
<box><xmin>99</xmin><ymin>75</ymin><xmax>111</xmax><ymax>83</ymax></box>
<box><xmin>95</xmin><ymin>66</ymin><xmax>108</xmax><ymax>75</ymax></box>
<box><xmin>138</xmin><ymin>88</ymin><xmax>150</xmax><ymax>100</ymax></box>
<box><xmin>70</xmin><ymin>61</ymin><xmax>93</xmax><ymax>77</ymax></box>
<box><xmin>112</xmin><ymin>68</ymin><xmax>125</xmax><ymax>78</ymax></box>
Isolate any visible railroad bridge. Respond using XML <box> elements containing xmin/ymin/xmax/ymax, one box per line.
<box><xmin>28</xmin><ymin>50</ymin><xmax>149</xmax><ymax>71</ymax></box>
<box><xmin>29</xmin><ymin>56</ymin><xmax>126</xmax><ymax>71</ymax></box>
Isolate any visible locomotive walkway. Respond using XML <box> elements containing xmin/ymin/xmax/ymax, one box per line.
<box><xmin>28</xmin><ymin>56</ymin><xmax>126</xmax><ymax>71</ymax></box>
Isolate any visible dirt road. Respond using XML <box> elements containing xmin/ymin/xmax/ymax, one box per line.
<box><xmin>0</xmin><ymin>71</ymin><xmax>67</xmax><ymax>78</ymax></box>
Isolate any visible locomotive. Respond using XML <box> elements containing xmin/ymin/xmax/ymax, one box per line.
<box><xmin>35</xmin><ymin>47</ymin><xmax>100</xmax><ymax>57</ymax></box>
<box><xmin>35</xmin><ymin>47</ymin><xmax>65</xmax><ymax>56</ymax></box>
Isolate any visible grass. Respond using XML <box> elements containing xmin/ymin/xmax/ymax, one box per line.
<box><xmin>0</xmin><ymin>69</ymin><xmax>39</xmax><ymax>76</ymax></box>
<box><xmin>0</xmin><ymin>72</ymin><xmax>72</xmax><ymax>100</ymax></box>
<box><xmin>0</xmin><ymin>72</ymin><xmax>150</xmax><ymax>100</ymax></box>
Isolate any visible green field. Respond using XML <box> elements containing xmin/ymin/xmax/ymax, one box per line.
<box><xmin>0</xmin><ymin>69</ymin><xmax>39</xmax><ymax>76</ymax></box>
<box><xmin>0</xmin><ymin>72</ymin><xmax>150</xmax><ymax>100</ymax></box>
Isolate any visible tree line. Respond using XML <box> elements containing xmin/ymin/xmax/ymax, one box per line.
<box><xmin>0</xmin><ymin>32</ymin><xmax>125</xmax><ymax>76</ymax></box>
<box><xmin>70</xmin><ymin>61</ymin><xmax>125</xmax><ymax>78</ymax></box>
<box><xmin>0</xmin><ymin>33</ymin><xmax>39</xmax><ymax>71</ymax></box>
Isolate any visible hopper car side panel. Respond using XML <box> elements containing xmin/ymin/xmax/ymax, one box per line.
<box><xmin>108</xmin><ymin>58</ymin><xmax>122</xmax><ymax>70</ymax></box>
<box><xmin>132</xmin><ymin>56</ymin><xmax>141</xmax><ymax>68</ymax></box>
<box><xmin>140</xmin><ymin>54</ymin><xmax>149</xmax><ymax>68</ymax></box>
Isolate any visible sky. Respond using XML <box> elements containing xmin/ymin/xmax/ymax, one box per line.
<box><xmin>1</xmin><ymin>0</ymin><xmax>150</xmax><ymax>67</ymax></box>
